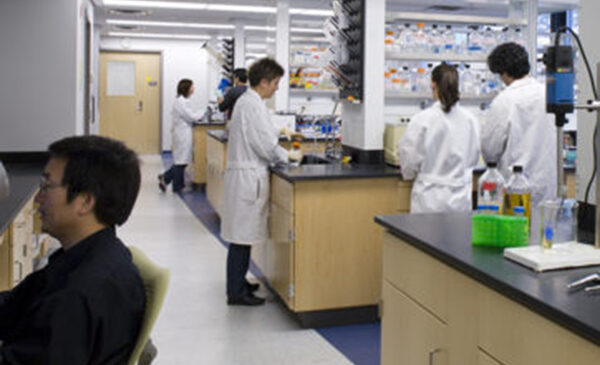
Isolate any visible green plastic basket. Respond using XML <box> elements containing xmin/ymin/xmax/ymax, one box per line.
<box><xmin>472</xmin><ymin>214</ymin><xmax>529</xmax><ymax>247</ymax></box>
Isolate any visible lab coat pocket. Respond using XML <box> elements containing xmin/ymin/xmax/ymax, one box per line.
<box><xmin>240</xmin><ymin>172</ymin><xmax>260</xmax><ymax>203</ymax></box>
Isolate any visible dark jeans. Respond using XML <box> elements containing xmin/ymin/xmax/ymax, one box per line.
<box><xmin>226</xmin><ymin>243</ymin><xmax>251</xmax><ymax>299</ymax></box>
<box><xmin>163</xmin><ymin>164</ymin><xmax>186</xmax><ymax>192</ymax></box>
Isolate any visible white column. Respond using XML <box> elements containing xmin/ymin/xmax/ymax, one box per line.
<box><xmin>234</xmin><ymin>21</ymin><xmax>245</xmax><ymax>69</ymax></box>
<box><xmin>341</xmin><ymin>0</ymin><xmax>385</xmax><ymax>151</ymax></box>
<box><xmin>275</xmin><ymin>0</ymin><xmax>290</xmax><ymax>112</ymax></box>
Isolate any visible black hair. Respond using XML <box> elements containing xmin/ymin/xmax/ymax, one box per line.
<box><xmin>248</xmin><ymin>58</ymin><xmax>284</xmax><ymax>87</ymax></box>
<box><xmin>232</xmin><ymin>68</ymin><xmax>248</xmax><ymax>83</ymax></box>
<box><xmin>487</xmin><ymin>42</ymin><xmax>530</xmax><ymax>79</ymax></box>
<box><xmin>432</xmin><ymin>63</ymin><xmax>460</xmax><ymax>113</ymax></box>
<box><xmin>177</xmin><ymin>79</ymin><xmax>193</xmax><ymax>97</ymax></box>
<box><xmin>48</xmin><ymin>135</ymin><xmax>141</xmax><ymax>226</ymax></box>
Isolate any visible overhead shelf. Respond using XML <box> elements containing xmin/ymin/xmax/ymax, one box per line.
<box><xmin>385</xmin><ymin>51</ymin><xmax>488</xmax><ymax>62</ymax></box>
<box><xmin>290</xmin><ymin>64</ymin><xmax>327</xmax><ymax>69</ymax></box>
<box><xmin>289</xmin><ymin>88</ymin><xmax>338</xmax><ymax>95</ymax></box>
<box><xmin>385</xmin><ymin>12</ymin><xmax>528</xmax><ymax>26</ymax></box>
<box><xmin>385</xmin><ymin>91</ymin><xmax>496</xmax><ymax>101</ymax></box>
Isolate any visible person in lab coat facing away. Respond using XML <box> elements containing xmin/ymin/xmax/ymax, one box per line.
<box><xmin>398</xmin><ymin>64</ymin><xmax>481</xmax><ymax>213</ymax></box>
<box><xmin>221</xmin><ymin>58</ymin><xmax>301</xmax><ymax>306</ymax></box>
<box><xmin>481</xmin><ymin>43</ymin><xmax>556</xmax><ymax>205</ymax></box>
<box><xmin>158</xmin><ymin>79</ymin><xmax>204</xmax><ymax>193</ymax></box>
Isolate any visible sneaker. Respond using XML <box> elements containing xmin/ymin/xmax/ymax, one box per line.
<box><xmin>158</xmin><ymin>174</ymin><xmax>166</xmax><ymax>193</ymax></box>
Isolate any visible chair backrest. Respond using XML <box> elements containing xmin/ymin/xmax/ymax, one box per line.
<box><xmin>127</xmin><ymin>246</ymin><xmax>171</xmax><ymax>365</ymax></box>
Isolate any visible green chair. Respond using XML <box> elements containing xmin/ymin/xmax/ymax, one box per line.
<box><xmin>127</xmin><ymin>246</ymin><xmax>171</xmax><ymax>365</ymax></box>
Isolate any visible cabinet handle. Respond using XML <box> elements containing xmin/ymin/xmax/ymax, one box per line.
<box><xmin>428</xmin><ymin>348</ymin><xmax>441</xmax><ymax>365</ymax></box>
<box><xmin>14</xmin><ymin>261</ymin><xmax>23</xmax><ymax>282</ymax></box>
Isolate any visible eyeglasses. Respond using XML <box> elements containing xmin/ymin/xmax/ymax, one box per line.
<box><xmin>39</xmin><ymin>177</ymin><xmax>64</xmax><ymax>192</ymax></box>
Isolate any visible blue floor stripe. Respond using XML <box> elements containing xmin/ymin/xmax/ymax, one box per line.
<box><xmin>161</xmin><ymin>153</ymin><xmax>381</xmax><ymax>365</ymax></box>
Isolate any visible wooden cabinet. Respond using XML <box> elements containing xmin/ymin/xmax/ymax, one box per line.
<box><xmin>265</xmin><ymin>175</ymin><xmax>398</xmax><ymax>312</ymax></box>
<box><xmin>205</xmin><ymin>136</ymin><xmax>227</xmax><ymax>216</ymax></box>
<box><xmin>0</xmin><ymin>195</ymin><xmax>37</xmax><ymax>291</ymax></box>
<box><xmin>192</xmin><ymin>124</ymin><xmax>225</xmax><ymax>184</ymax></box>
<box><xmin>382</xmin><ymin>232</ymin><xmax>600</xmax><ymax>365</ymax></box>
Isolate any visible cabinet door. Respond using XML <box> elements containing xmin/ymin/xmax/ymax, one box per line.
<box><xmin>478</xmin><ymin>350</ymin><xmax>506</xmax><ymax>365</ymax></box>
<box><xmin>268</xmin><ymin>203</ymin><xmax>295</xmax><ymax>309</ymax></box>
<box><xmin>0</xmin><ymin>231</ymin><xmax>11</xmax><ymax>291</ymax></box>
<box><xmin>396</xmin><ymin>180</ymin><xmax>412</xmax><ymax>212</ymax></box>
<box><xmin>382</xmin><ymin>280</ymin><xmax>448</xmax><ymax>365</ymax></box>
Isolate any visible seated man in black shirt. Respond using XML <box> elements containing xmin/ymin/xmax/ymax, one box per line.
<box><xmin>218</xmin><ymin>68</ymin><xmax>248</xmax><ymax>120</ymax></box>
<box><xmin>0</xmin><ymin>136</ymin><xmax>145</xmax><ymax>364</ymax></box>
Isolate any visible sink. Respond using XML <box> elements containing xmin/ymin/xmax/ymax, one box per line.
<box><xmin>300</xmin><ymin>154</ymin><xmax>331</xmax><ymax>165</ymax></box>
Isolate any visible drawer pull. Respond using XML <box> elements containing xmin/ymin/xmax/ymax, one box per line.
<box><xmin>428</xmin><ymin>348</ymin><xmax>441</xmax><ymax>365</ymax></box>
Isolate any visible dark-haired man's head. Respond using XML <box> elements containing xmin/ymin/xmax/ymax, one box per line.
<box><xmin>232</xmin><ymin>68</ymin><xmax>248</xmax><ymax>86</ymax></box>
<box><xmin>248</xmin><ymin>58</ymin><xmax>285</xmax><ymax>99</ymax></box>
<box><xmin>487</xmin><ymin>42</ymin><xmax>530</xmax><ymax>85</ymax></box>
<box><xmin>35</xmin><ymin>136</ymin><xmax>140</xmax><ymax>249</ymax></box>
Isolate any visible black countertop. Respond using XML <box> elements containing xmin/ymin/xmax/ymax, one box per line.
<box><xmin>193</xmin><ymin>121</ymin><xmax>225</xmax><ymax>128</ymax></box>
<box><xmin>271</xmin><ymin>162</ymin><xmax>402</xmax><ymax>182</ymax></box>
<box><xmin>206</xmin><ymin>129</ymin><xmax>341</xmax><ymax>144</ymax></box>
<box><xmin>0</xmin><ymin>160</ymin><xmax>45</xmax><ymax>234</ymax></box>
<box><xmin>375</xmin><ymin>213</ymin><xmax>600</xmax><ymax>346</ymax></box>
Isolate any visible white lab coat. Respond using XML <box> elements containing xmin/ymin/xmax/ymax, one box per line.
<box><xmin>171</xmin><ymin>96</ymin><xmax>204</xmax><ymax>165</ymax></box>
<box><xmin>220</xmin><ymin>89</ymin><xmax>288</xmax><ymax>245</ymax></box>
<box><xmin>398</xmin><ymin>102</ymin><xmax>480</xmax><ymax>213</ymax></box>
<box><xmin>481</xmin><ymin>77</ymin><xmax>557</xmax><ymax>206</ymax></box>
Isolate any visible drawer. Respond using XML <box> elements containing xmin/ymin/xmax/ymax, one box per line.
<box><xmin>271</xmin><ymin>175</ymin><xmax>294</xmax><ymax>213</ymax></box>
<box><xmin>479</xmin><ymin>286</ymin><xmax>600</xmax><ymax>365</ymax></box>
<box><xmin>383</xmin><ymin>232</ymin><xmax>449</xmax><ymax>322</ymax></box>
<box><xmin>382</xmin><ymin>280</ymin><xmax>448</xmax><ymax>365</ymax></box>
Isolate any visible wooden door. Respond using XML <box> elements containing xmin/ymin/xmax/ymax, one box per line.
<box><xmin>99</xmin><ymin>52</ymin><xmax>160</xmax><ymax>154</ymax></box>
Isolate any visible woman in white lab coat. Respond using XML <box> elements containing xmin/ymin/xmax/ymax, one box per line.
<box><xmin>481</xmin><ymin>42</ymin><xmax>556</xmax><ymax>205</ymax></box>
<box><xmin>220</xmin><ymin>58</ymin><xmax>297</xmax><ymax>306</ymax></box>
<box><xmin>158</xmin><ymin>79</ymin><xmax>204</xmax><ymax>193</ymax></box>
<box><xmin>398</xmin><ymin>64</ymin><xmax>481</xmax><ymax>213</ymax></box>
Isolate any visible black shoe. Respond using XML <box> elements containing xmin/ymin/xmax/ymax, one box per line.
<box><xmin>158</xmin><ymin>174</ymin><xmax>166</xmax><ymax>193</ymax></box>
<box><xmin>246</xmin><ymin>282</ymin><xmax>260</xmax><ymax>293</ymax></box>
<box><xmin>227</xmin><ymin>294</ymin><xmax>265</xmax><ymax>306</ymax></box>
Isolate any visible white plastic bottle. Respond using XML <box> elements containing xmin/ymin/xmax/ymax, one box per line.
<box><xmin>477</xmin><ymin>162</ymin><xmax>506</xmax><ymax>214</ymax></box>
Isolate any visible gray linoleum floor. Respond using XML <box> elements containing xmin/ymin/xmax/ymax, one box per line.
<box><xmin>117</xmin><ymin>155</ymin><xmax>353</xmax><ymax>364</ymax></box>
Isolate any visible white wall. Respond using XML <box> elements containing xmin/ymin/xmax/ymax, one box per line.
<box><xmin>100</xmin><ymin>38</ymin><xmax>208</xmax><ymax>150</ymax></box>
<box><xmin>0</xmin><ymin>0</ymin><xmax>79</xmax><ymax>151</ymax></box>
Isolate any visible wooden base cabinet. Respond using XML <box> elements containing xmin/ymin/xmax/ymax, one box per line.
<box><xmin>192</xmin><ymin>124</ymin><xmax>224</xmax><ymax>184</ymax></box>
<box><xmin>205</xmin><ymin>136</ymin><xmax>227</xmax><ymax>216</ymax></box>
<box><xmin>266</xmin><ymin>175</ymin><xmax>398</xmax><ymax>312</ymax></box>
<box><xmin>381</xmin><ymin>232</ymin><xmax>600</xmax><ymax>365</ymax></box>
<box><xmin>0</xmin><ymin>195</ymin><xmax>36</xmax><ymax>291</ymax></box>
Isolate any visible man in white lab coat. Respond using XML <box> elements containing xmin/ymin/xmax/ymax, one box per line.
<box><xmin>221</xmin><ymin>58</ymin><xmax>299</xmax><ymax>306</ymax></box>
<box><xmin>481</xmin><ymin>42</ymin><xmax>557</xmax><ymax>205</ymax></box>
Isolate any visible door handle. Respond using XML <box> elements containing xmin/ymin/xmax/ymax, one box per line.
<box><xmin>428</xmin><ymin>348</ymin><xmax>441</xmax><ymax>365</ymax></box>
<box><xmin>137</xmin><ymin>100</ymin><xmax>143</xmax><ymax>112</ymax></box>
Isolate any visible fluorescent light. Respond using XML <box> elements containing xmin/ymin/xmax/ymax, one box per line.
<box><xmin>246</xmin><ymin>52</ymin><xmax>267</xmax><ymax>58</ymax></box>
<box><xmin>290</xmin><ymin>27</ymin><xmax>324</xmax><ymax>34</ymax></box>
<box><xmin>291</xmin><ymin>36</ymin><xmax>328</xmax><ymax>42</ymax></box>
<box><xmin>107</xmin><ymin>31</ymin><xmax>211</xmax><ymax>40</ymax></box>
<box><xmin>244</xmin><ymin>25</ymin><xmax>276</xmax><ymax>32</ymax></box>
<box><xmin>290</xmin><ymin>8</ymin><xmax>334</xmax><ymax>17</ymax></box>
<box><xmin>107</xmin><ymin>19</ymin><xmax>234</xmax><ymax>30</ymax></box>
<box><xmin>103</xmin><ymin>1</ymin><xmax>333</xmax><ymax>17</ymax></box>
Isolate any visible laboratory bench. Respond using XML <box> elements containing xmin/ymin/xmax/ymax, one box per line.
<box><xmin>191</xmin><ymin>121</ymin><xmax>226</xmax><ymax>185</ymax></box>
<box><xmin>0</xmin><ymin>154</ymin><xmax>50</xmax><ymax>291</ymax></box>
<box><xmin>375</xmin><ymin>213</ymin><xmax>600</xmax><ymax>365</ymax></box>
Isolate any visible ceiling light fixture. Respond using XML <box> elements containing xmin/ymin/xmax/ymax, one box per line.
<box><xmin>107</xmin><ymin>31</ymin><xmax>212</xmax><ymax>40</ymax></box>
<box><xmin>107</xmin><ymin>19</ymin><xmax>234</xmax><ymax>30</ymax></box>
<box><xmin>103</xmin><ymin>1</ymin><xmax>333</xmax><ymax>17</ymax></box>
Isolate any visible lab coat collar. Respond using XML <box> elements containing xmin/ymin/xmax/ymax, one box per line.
<box><xmin>246</xmin><ymin>87</ymin><xmax>262</xmax><ymax>101</ymax></box>
<box><xmin>506</xmin><ymin>76</ymin><xmax>535</xmax><ymax>91</ymax></box>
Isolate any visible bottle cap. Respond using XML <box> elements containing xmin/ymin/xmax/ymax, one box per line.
<box><xmin>292</xmin><ymin>141</ymin><xmax>301</xmax><ymax>149</ymax></box>
<box><xmin>489</xmin><ymin>205</ymin><xmax>500</xmax><ymax>212</ymax></box>
<box><xmin>486</xmin><ymin>162</ymin><xmax>497</xmax><ymax>168</ymax></box>
<box><xmin>477</xmin><ymin>204</ymin><xmax>489</xmax><ymax>211</ymax></box>
<box><xmin>513</xmin><ymin>165</ymin><xmax>523</xmax><ymax>173</ymax></box>
<box><xmin>514</xmin><ymin>206</ymin><xmax>525</xmax><ymax>214</ymax></box>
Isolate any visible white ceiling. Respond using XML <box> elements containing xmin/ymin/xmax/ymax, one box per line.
<box><xmin>96</xmin><ymin>0</ymin><xmax>580</xmax><ymax>42</ymax></box>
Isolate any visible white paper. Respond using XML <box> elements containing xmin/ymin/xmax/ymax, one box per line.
<box><xmin>107</xmin><ymin>61</ymin><xmax>135</xmax><ymax>96</ymax></box>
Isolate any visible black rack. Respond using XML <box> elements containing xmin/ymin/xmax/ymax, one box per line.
<box><xmin>326</xmin><ymin>0</ymin><xmax>365</xmax><ymax>103</ymax></box>
<box><xmin>221</xmin><ymin>38</ymin><xmax>235</xmax><ymax>82</ymax></box>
